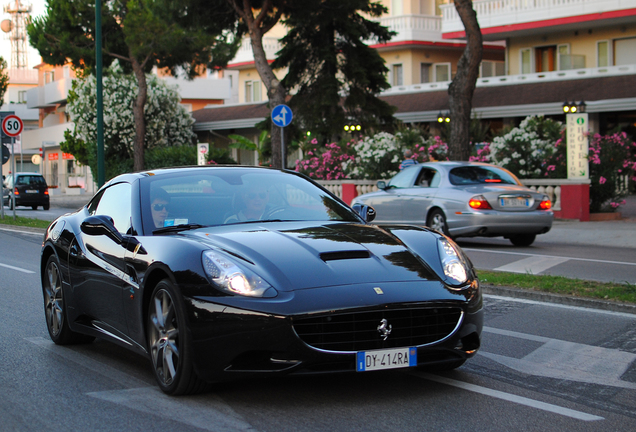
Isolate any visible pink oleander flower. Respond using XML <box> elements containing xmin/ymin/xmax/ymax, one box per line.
<box><xmin>599</xmin><ymin>176</ymin><xmax>607</xmax><ymax>184</ymax></box>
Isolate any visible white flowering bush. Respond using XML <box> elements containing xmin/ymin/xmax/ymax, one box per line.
<box><xmin>486</xmin><ymin>115</ymin><xmax>564</xmax><ymax>179</ymax></box>
<box><xmin>345</xmin><ymin>132</ymin><xmax>402</xmax><ymax>179</ymax></box>
<box><xmin>63</xmin><ymin>62</ymin><xmax>195</xmax><ymax>178</ymax></box>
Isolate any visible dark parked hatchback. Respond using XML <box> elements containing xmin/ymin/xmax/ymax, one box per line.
<box><xmin>2</xmin><ymin>173</ymin><xmax>50</xmax><ymax>210</ymax></box>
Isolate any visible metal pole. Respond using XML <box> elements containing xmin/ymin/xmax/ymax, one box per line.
<box><xmin>281</xmin><ymin>127</ymin><xmax>285</xmax><ymax>170</ymax></box>
<box><xmin>96</xmin><ymin>0</ymin><xmax>105</xmax><ymax>187</ymax></box>
<box><xmin>0</xmin><ymin>160</ymin><xmax>4</xmax><ymax>219</ymax></box>
<box><xmin>11</xmin><ymin>138</ymin><xmax>16</xmax><ymax>219</ymax></box>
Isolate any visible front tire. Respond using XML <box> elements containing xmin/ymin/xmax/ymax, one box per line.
<box><xmin>43</xmin><ymin>255</ymin><xmax>94</xmax><ymax>345</ymax></box>
<box><xmin>427</xmin><ymin>209</ymin><xmax>450</xmax><ymax>236</ymax></box>
<box><xmin>509</xmin><ymin>234</ymin><xmax>536</xmax><ymax>247</ymax></box>
<box><xmin>147</xmin><ymin>280</ymin><xmax>207</xmax><ymax>395</ymax></box>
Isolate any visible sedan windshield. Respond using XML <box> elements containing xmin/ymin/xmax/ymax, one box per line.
<box><xmin>449</xmin><ymin>166</ymin><xmax>519</xmax><ymax>186</ymax></box>
<box><xmin>140</xmin><ymin>168</ymin><xmax>359</xmax><ymax>233</ymax></box>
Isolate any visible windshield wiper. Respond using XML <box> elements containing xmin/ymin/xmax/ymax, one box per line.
<box><xmin>153</xmin><ymin>223</ymin><xmax>206</xmax><ymax>234</ymax></box>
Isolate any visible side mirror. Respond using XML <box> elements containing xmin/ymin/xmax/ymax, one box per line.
<box><xmin>376</xmin><ymin>180</ymin><xmax>386</xmax><ymax>190</ymax></box>
<box><xmin>81</xmin><ymin>215</ymin><xmax>124</xmax><ymax>244</ymax></box>
<box><xmin>352</xmin><ymin>203</ymin><xmax>376</xmax><ymax>223</ymax></box>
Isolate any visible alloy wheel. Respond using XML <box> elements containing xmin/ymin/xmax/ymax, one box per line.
<box><xmin>44</xmin><ymin>260</ymin><xmax>64</xmax><ymax>337</ymax></box>
<box><xmin>149</xmin><ymin>289</ymin><xmax>180</xmax><ymax>386</ymax></box>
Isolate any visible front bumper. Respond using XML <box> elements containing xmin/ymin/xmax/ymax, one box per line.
<box><xmin>185</xmin><ymin>280</ymin><xmax>483</xmax><ymax>383</ymax></box>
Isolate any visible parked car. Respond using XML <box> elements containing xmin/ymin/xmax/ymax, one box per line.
<box><xmin>40</xmin><ymin>166</ymin><xmax>482</xmax><ymax>395</ymax></box>
<box><xmin>352</xmin><ymin>161</ymin><xmax>553</xmax><ymax>246</ymax></box>
<box><xmin>2</xmin><ymin>172</ymin><xmax>50</xmax><ymax>210</ymax></box>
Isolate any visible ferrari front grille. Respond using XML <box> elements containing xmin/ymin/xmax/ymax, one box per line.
<box><xmin>292</xmin><ymin>306</ymin><xmax>463</xmax><ymax>352</ymax></box>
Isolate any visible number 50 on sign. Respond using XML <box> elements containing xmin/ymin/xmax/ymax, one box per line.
<box><xmin>2</xmin><ymin>115</ymin><xmax>24</xmax><ymax>137</ymax></box>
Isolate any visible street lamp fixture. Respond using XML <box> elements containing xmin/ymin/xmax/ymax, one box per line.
<box><xmin>344</xmin><ymin>124</ymin><xmax>361</xmax><ymax>132</ymax></box>
<box><xmin>437</xmin><ymin>112</ymin><xmax>451</xmax><ymax>123</ymax></box>
<box><xmin>562</xmin><ymin>101</ymin><xmax>586</xmax><ymax>114</ymax></box>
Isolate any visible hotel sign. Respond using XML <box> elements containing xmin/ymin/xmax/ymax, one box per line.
<box><xmin>566</xmin><ymin>113</ymin><xmax>589</xmax><ymax>179</ymax></box>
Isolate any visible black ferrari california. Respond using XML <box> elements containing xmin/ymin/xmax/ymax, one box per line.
<box><xmin>41</xmin><ymin>166</ymin><xmax>482</xmax><ymax>395</ymax></box>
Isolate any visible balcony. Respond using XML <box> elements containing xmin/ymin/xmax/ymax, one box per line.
<box><xmin>26</xmin><ymin>77</ymin><xmax>73</xmax><ymax>109</ymax></box>
<box><xmin>441</xmin><ymin>0</ymin><xmax>636</xmax><ymax>40</ymax></box>
<box><xmin>229</xmin><ymin>37</ymin><xmax>282</xmax><ymax>67</ymax></box>
<box><xmin>162</xmin><ymin>77</ymin><xmax>231</xmax><ymax>100</ymax></box>
<box><xmin>375</xmin><ymin>14</ymin><xmax>444</xmax><ymax>44</ymax></box>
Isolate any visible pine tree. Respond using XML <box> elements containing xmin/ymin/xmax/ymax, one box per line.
<box><xmin>273</xmin><ymin>0</ymin><xmax>395</xmax><ymax>143</ymax></box>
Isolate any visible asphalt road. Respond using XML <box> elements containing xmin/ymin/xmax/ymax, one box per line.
<box><xmin>1</xmin><ymin>228</ymin><xmax>636</xmax><ymax>431</ymax></box>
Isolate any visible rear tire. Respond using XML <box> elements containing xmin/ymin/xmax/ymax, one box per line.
<box><xmin>147</xmin><ymin>279</ymin><xmax>208</xmax><ymax>395</ymax></box>
<box><xmin>427</xmin><ymin>209</ymin><xmax>450</xmax><ymax>236</ymax></box>
<box><xmin>43</xmin><ymin>255</ymin><xmax>95</xmax><ymax>345</ymax></box>
<box><xmin>43</xmin><ymin>203</ymin><xmax>50</xmax><ymax>210</ymax></box>
<box><xmin>509</xmin><ymin>234</ymin><xmax>536</xmax><ymax>247</ymax></box>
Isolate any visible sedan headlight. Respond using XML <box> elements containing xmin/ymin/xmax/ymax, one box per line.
<box><xmin>437</xmin><ymin>237</ymin><xmax>470</xmax><ymax>286</ymax></box>
<box><xmin>202</xmin><ymin>250</ymin><xmax>276</xmax><ymax>298</ymax></box>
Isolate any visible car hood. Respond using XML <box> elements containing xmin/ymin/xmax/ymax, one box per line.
<box><xmin>187</xmin><ymin>222</ymin><xmax>439</xmax><ymax>291</ymax></box>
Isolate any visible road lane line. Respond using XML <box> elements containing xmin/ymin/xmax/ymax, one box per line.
<box><xmin>463</xmin><ymin>248</ymin><xmax>636</xmax><ymax>267</ymax></box>
<box><xmin>484</xmin><ymin>294</ymin><xmax>636</xmax><ymax>318</ymax></box>
<box><xmin>0</xmin><ymin>262</ymin><xmax>36</xmax><ymax>274</ymax></box>
<box><xmin>494</xmin><ymin>255</ymin><xmax>570</xmax><ymax>274</ymax></box>
<box><xmin>0</xmin><ymin>226</ymin><xmax>44</xmax><ymax>236</ymax></box>
<box><xmin>411</xmin><ymin>371</ymin><xmax>604</xmax><ymax>421</ymax></box>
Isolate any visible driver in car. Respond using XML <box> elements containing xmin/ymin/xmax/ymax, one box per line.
<box><xmin>225</xmin><ymin>185</ymin><xmax>270</xmax><ymax>223</ymax></box>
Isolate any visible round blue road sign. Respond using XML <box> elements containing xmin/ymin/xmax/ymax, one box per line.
<box><xmin>271</xmin><ymin>104</ymin><xmax>293</xmax><ymax>128</ymax></box>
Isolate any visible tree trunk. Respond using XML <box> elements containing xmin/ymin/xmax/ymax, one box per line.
<box><xmin>249</xmin><ymin>29</ymin><xmax>286</xmax><ymax>168</ymax></box>
<box><xmin>131</xmin><ymin>57</ymin><xmax>148</xmax><ymax>172</ymax></box>
<box><xmin>447</xmin><ymin>0</ymin><xmax>483</xmax><ymax>161</ymax></box>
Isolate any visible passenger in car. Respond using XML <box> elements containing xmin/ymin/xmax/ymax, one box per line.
<box><xmin>150</xmin><ymin>188</ymin><xmax>171</xmax><ymax>228</ymax></box>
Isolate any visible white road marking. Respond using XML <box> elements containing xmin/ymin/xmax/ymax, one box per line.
<box><xmin>493</xmin><ymin>255</ymin><xmax>570</xmax><ymax>274</ymax></box>
<box><xmin>484</xmin><ymin>294</ymin><xmax>636</xmax><ymax>318</ymax></box>
<box><xmin>481</xmin><ymin>327</ymin><xmax>636</xmax><ymax>389</ymax></box>
<box><xmin>0</xmin><ymin>262</ymin><xmax>36</xmax><ymax>274</ymax></box>
<box><xmin>463</xmin><ymin>247</ymin><xmax>636</xmax><ymax>267</ymax></box>
<box><xmin>0</xmin><ymin>226</ymin><xmax>44</xmax><ymax>236</ymax></box>
<box><xmin>27</xmin><ymin>337</ymin><xmax>256</xmax><ymax>431</ymax></box>
<box><xmin>412</xmin><ymin>371</ymin><xmax>604</xmax><ymax>421</ymax></box>
<box><xmin>88</xmin><ymin>387</ymin><xmax>256</xmax><ymax>431</ymax></box>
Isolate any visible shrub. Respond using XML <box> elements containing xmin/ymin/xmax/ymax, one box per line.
<box><xmin>588</xmin><ymin>132</ymin><xmax>636</xmax><ymax>212</ymax></box>
<box><xmin>295</xmin><ymin>138</ymin><xmax>355</xmax><ymax>180</ymax></box>
<box><xmin>487</xmin><ymin>115</ymin><xmax>564</xmax><ymax>179</ymax></box>
<box><xmin>345</xmin><ymin>132</ymin><xmax>402</xmax><ymax>179</ymax></box>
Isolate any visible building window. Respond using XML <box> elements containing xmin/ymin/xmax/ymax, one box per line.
<box><xmin>597</xmin><ymin>41</ymin><xmax>611</xmax><ymax>67</ymax></box>
<box><xmin>433</xmin><ymin>63</ymin><xmax>450</xmax><ymax>82</ymax></box>
<box><xmin>420</xmin><ymin>63</ymin><xmax>431</xmax><ymax>83</ymax></box>
<box><xmin>435</xmin><ymin>0</ymin><xmax>450</xmax><ymax>16</ymax></box>
<box><xmin>535</xmin><ymin>46</ymin><xmax>556</xmax><ymax>72</ymax></box>
<box><xmin>44</xmin><ymin>71</ymin><xmax>55</xmax><ymax>83</ymax></box>
<box><xmin>392</xmin><ymin>64</ymin><xmax>403</xmax><ymax>86</ymax></box>
<box><xmin>18</xmin><ymin>91</ymin><xmax>27</xmax><ymax>103</ymax></box>
<box><xmin>520</xmin><ymin>48</ymin><xmax>533</xmax><ymax>74</ymax></box>
<box><xmin>245</xmin><ymin>80</ymin><xmax>261</xmax><ymax>103</ymax></box>
<box><xmin>480</xmin><ymin>61</ymin><xmax>505</xmax><ymax>77</ymax></box>
<box><xmin>63</xmin><ymin>65</ymin><xmax>70</xmax><ymax>78</ymax></box>
<box><xmin>614</xmin><ymin>37</ymin><xmax>636</xmax><ymax>66</ymax></box>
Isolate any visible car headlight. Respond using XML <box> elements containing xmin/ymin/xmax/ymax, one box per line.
<box><xmin>437</xmin><ymin>237</ymin><xmax>470</xmax><ymax>286</ymax></box>
<box><xmin>202</xmin><ymin>250</ymin><xmax>277</xmax><ymax>298</ymax></box>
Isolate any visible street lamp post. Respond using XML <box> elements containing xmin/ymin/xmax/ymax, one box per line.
<box><xmin>96</xmin><ymin>0</ymin><xmax>105</xmax><ymax>187</ymax></box>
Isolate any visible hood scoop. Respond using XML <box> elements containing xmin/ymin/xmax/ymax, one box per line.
<box><xmin>320</xmin><ymin>250</ymin><xmax>371</xmax><ymax>262</ymax></box>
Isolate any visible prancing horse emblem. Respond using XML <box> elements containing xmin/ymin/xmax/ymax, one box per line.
<box><xmin>377</xmin><ymin>318</ymin><xmax>392</xmax><ymax>340</ymax></box>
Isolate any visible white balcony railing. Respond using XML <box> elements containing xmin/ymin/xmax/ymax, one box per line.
<box><xmin>230</xmin><ymin>37</ymin><xmax>282</xmax><ymax>65</ymax></box>
<box><xmin>374</xmin><ymin>15</ymin><xmax>444</xmax><ymax>43</ymax></box>
<box><xmin>441</xmin><ymin>0</ymin><xmax>636</xmax><ymax>34</ymax></box>
<box><xmin>382</xmin><ymin>63</ymin><xmax>636</xmax><ymax>95</ymax></box>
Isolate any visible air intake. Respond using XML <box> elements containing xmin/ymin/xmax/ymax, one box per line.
<box><xmin>320</xmin><ymin>250</ymin><xmax>371</xmax><ymax>262</ymax></box>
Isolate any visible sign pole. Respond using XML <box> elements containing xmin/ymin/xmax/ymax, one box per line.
<box><xmin>11</xmin><ymin>137</ymin><xmax>15</xmax><ymax>219</ymax></box>
<box><xmin>281</xmin><ymin>128</ymin><xmax>285</xmax><ymax>169</ymax></box>
<box><xmin>0</xmin><ymin>158</ymin><xmax>3</xmax><ymax>219</ymax></box>
<box><xmin>271</xmin><ymin>104</ymin><xmax>293</xmax><ymax>170</ymax></box>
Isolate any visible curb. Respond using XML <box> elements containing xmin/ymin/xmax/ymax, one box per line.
<box><xmin>483</xmin><ymin>285</ymin><xmax>636</xmax><ymax>315</ymax></box>
<box><xmin>0</xmin><ymin>224</ymin><xmax>47</xmax><ymax>235</ymax></box>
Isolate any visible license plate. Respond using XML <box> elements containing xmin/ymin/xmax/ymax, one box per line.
<box><xmin>356</xmin><ymin>347</ymin><xmax>417</xmax><ymax>372</ymax></box>
<box><xmin>500</xmin><ymin>198</ymin><xmax>529</xmax><ymax>207</ymax></box>
<box><xmin>26</xmin><ymin>189</ymin><xmax>38</xmax><ymax>193</ymax></box>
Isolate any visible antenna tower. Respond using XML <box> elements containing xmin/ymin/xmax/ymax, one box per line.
<box><xmin>2</xmin><ymin>0</ymin><xmax>31</xmax><ymax>69</ymax></box>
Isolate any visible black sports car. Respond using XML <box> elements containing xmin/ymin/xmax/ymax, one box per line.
<box><xmin>41</xmin><ymin>166</ymin><xmax>482</xmax><ymax>395</ymax></box>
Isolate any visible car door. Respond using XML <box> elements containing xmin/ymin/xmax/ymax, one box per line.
<box><xmin>400</xmin><ymin>167</ymin><xmax>441</xmax><ymax>223</ymax></box>
<box><xmin>72</xmin><ymin>182</ymin><xmax>132</xmax><ymax>336</ymax></box>
<box><xmin>368</xmin><ymin>166</ymin><xmax>420</xmax><ymax>223</ymax></box>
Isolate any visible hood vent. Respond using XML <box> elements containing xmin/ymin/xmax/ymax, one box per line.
<box><xmin>320</xmin><ymin>250</ymin><xmax>371</xmax><ymax>262</ymax></box>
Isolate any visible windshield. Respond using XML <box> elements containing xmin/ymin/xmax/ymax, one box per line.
<box><xmin>449</xmin><ymin>166</ymin><xmax>519</xmax><ymax>186</ymax></box>
<box><xmin>140</xmin><ymin>168</ymin><xmax>360</xmax><ymax>233</ymax></box>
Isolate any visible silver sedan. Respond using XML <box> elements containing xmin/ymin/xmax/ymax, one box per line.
<box><xmin>351</xmin><ymin>161</ymin><xmax>554</xmax><ymax>246</ymax></box>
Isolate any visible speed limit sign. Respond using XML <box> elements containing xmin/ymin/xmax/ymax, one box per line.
<box><xmin>2</xmin><ymin>115</ymin><xmax>23</xmax><ymax>137</ymax></box>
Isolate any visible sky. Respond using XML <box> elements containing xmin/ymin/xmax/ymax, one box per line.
<box><xmin>0</xmin><ymin>0</ymin><xmax>47</xmax><ymax>69</ymax></box>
